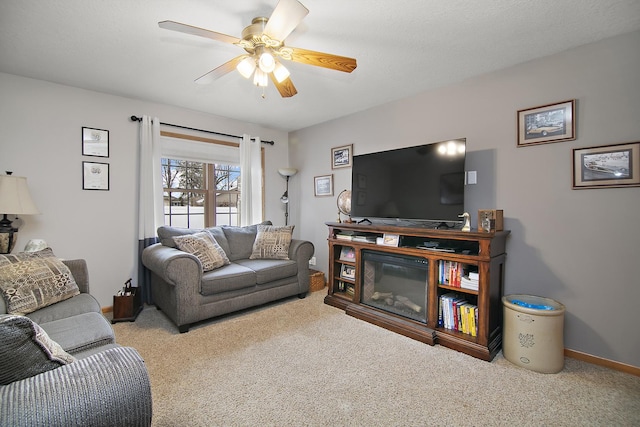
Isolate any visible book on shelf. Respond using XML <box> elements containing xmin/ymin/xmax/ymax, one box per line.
<box><xmin>352</xmin><ymin>234</ymin><xmax>377</xmax><ymax>243</ymax></box>
<box><xmin>439</xmin><ymin>293</ymin><xmax>478</xmax><ymax>337</ymax></box>
<box><xmin>336</xmin><ymin>233</ymin><xmax>354</xmax><ymax>241</ymax></box>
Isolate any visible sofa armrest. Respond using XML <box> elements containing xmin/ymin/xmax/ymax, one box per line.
<box><xmin>62</xmin><ymin>259</ymin><xmax>90</xmax><ymax>294</ymax></box>
<box><xmin>0</xmin><ymin>346</ymin><xmax>152</xmax><ymax>427</ymax></box>
<box><xmin>141</xmin><ymin>243</ymin><xmax>203</xmax><ymax>286</ymax></box>
<box><xmin>289</xmin><ymin>239</ymin><xmax>315</xmax><ymax>292</ymax></box>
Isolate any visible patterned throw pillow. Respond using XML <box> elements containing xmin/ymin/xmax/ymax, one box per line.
<box><xmin>173</xmin><ymin>231</ymin><xmax>230</xmax><ymax>272</ymax></box>
<box><xmin>0</xmin><ymin>314</ymin><xmax>76</xmax><ymax>385</ymax></box>
<box><xmin>250</xmin><ymin>225</ymin><xmax>294</xmax><ymax>260</ymax></box>
<box><xmin>0</xmin><ymin>248</ymin><xmax>80</xmax><ymax>315</ymax></box>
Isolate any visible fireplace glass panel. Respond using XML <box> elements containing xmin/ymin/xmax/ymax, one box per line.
<box><xmin>361</xmin><ymin>250</ymin><xmax>428</xmax><ymax>323</ymax></box>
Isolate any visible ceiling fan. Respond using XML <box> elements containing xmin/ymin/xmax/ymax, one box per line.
<box><xmin>159</xmin><ymin>0</ymin><xmax>357</xmax><ymax>98</ymax></box>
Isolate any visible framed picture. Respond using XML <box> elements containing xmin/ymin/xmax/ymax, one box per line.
<box><xmin>314</xmin><ymin>174</ymin><xmax>333</xmax><ymax>197</ymax></box>
<box><xmin>572</xmin><ymin>142</ymin><xmax>640</xmax><ymax>189</ymax></box>
<box><xmin>331</xmin><ymin>144</ymin><xmax>353</xmax><ymax>169</ymax></box>
<box><xmin>82</xmin><ymin>127</ymin><xmax>109</xmax><ymax>157</ymax></box>
<box><xmin>83</xmin><ymin>161</ymin><xmax>110</xmax><ymax>190</ymax></box>
<box><xmin>339</xmin><ymin>246</ymin><xmax>356</xmax><ymax>261</ymax></box>
<box><xmin>381</xmin><ymin>233</ymin><xmax>400</xmax><ymax>247</ymax></box>
<box><xmin>517</xmin><ymin>100</ymin><xmax>575</xmax><ymax>147</ymax></box>
<box><xmin>340</xmin><ymin>264</ymin><xmax>355</xmax><ymax>280</ymax></box>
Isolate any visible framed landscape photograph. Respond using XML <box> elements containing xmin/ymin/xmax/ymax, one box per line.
<box><xmin>314</xmin><ymin>174</ymin><xmax>333</xmax><ymax>197</ymax></box>
<box><xmin>82</xmin><ymin>161</ymin><xmax>110</xmax><ymax>190</ymax></box>
<box><xmin>517</xmin><ymin>100</ymin><xmax>575</xmax><ymax>147</ymax></box>
<box><xmin>331</xmin><ymin>144</ymin><xmax>353</xmax><ymax>169</ymax></box>
<box><xmin>572</xmin><ymin>141</ymin><xmax>640</xmax><ymax>189</ymax></box>
<box><xmin>82</xmin><ymin>126</ymin><xmax>109</xmax><ymax>157</ymax></box>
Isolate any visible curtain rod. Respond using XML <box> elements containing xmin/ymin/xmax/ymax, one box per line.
<box><xmin>129</xmin><ymin>115</ymin><xmax>275</xmax><ymax>145</ymax></box>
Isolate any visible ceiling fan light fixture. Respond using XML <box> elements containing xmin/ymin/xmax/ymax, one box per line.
<box><xmin>273</xmin><ymin>61</ymin><xmax>290</xmax><ymax>83</ymax></box>
<box><xmin>253</xmin><ymin>68</ymin><xmax>268</xmax><ymax>87</ymax></box>
<box><xmin>258</xmin><ymin>51</ymin><xmax>276</xmax><ymax>73</ymax></box>
<box><xmin>236</xmin><ymin>57</ymin><xmax>256</xmax><ymax>79</ymax></box>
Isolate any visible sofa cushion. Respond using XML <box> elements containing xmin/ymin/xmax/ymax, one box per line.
<box><xmin>27</xmin><ymin>293</ymin><xmax>101</xmax><ymax>324</ymax></box>
<box><xmin>250</xmin><ymin>225</ymin><xmax>294</xmax><ymax>260</ymax></box>
<box><xmin>200</xmin><ymin>263</ymin><xmax>257</xmax><ymax>295</ymax></box>
<box><xmin>173</xmin><ymin>231</ymin><xmax>230</xmax><ymax>272</ymax></box>
<box><xmin>235</xmin><ymin>259</ymin><xmax>298</xmax><ymax>285</ymax></box>
<box><xmin>0</xmin><ymin>249</ymin><xmax>80</xmax><ymax>315</ymax></box>
<box><xmin>0</xmin><ymin>314</ymin><xmax>76</xmax><ymax>385</ymax></box>
<box><xmin>157</xmin><ymin>226</ymin><xmax>199</xmax><ymax>247</ymax></box>
<box><xmin>222</xmin><ymin>221</ymin><xmax>272</xmax><ymax>261</ymax></box>
<box><xmin>39</xmin><ymin>312</ymin><xmax>115</xmax><ymax>354</ymax></box>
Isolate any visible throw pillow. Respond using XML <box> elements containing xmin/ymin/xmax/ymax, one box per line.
<box><xmin>249</xmin><ymin>225</ymin><xmax>294</xmax><ymax>260</ymax></box>
<box><xmin>221</xmin><ymin>221</ymin><xmax>272</xmax><ymax>261</ymax></box>
<box><xmin>0</xmin><ymin>314</ymin><xmax>76</xmax><ymax>385</ymax></box>
<box><xmin>0</xmin><ymin>248</ymin><xmax>80</xmax><ymax>315</ymax></box>
<box><xmin>173</xmin><ymin>231</ymin><xmax>230</xmax><ymax>272</ymax></box>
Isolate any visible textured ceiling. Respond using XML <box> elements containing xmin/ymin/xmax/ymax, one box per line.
<box><xmin>1</xmin><ymin>0</ymin><xmax>639</xmax><ymax>131</ymax></box>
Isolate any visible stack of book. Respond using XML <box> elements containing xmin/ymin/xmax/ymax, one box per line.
<box><xmin>460</xmin><ymin>272</ymin><xmax>479</xmax><ymax>291</ymax></box>
<box><xmin>438</xmin><ymin>293</ymin><xmax>477</xmax><ymax>337</ymax></box>
<box><xmin>438</xmin><ymin>261</ymin><xmax>479</xmax><ymax>291</ymax></box>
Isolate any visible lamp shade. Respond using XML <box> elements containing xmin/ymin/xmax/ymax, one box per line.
<box><xmin>0</xmin><ymin>174</ymin><xmax>40</xmax><ymax>215</ymax></box>
<box><xmin>278</xmin><ymin>168</ymin><xmax>298</xmax><ymax>177</ymax></box>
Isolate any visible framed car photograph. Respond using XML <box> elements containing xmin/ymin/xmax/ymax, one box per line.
<box><xmin>314</xmin><ymin>174</ymin><xmax>333</xmax><ymax>197</ymax></box>
<box><xmin>572</xmin><ymin>141</ymin><xmax>640</xmax><ymax>189</ymax></box>
<box><xmin>82</xmin><ymin>161</ymin><xmax>110</xmax><ymax>190</ymax></box>
<box><xmin>517</xmin><ymin>100</ymin><xmax>576</xmax><ymax>147</ymax></box>
<box><xmin>331</xmin><ymin>144</ymin><xmax>353</xmax><ymax>169</ymax></box>
<box><xmin>82</xmin><ymin>126</ymin><xmax>109</xmax><ymax>157</ymax></box>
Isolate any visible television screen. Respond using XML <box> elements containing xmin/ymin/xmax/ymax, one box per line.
<box><xmin>351</xmin><ymin>139</ymin><xmax>466</xmax><ymax>226</ymax></box>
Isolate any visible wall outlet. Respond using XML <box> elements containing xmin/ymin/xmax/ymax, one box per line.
<box><xmin>309</xmin><ymin>256</ymin><xmax>316</xmax><ymax>266</ymax></box>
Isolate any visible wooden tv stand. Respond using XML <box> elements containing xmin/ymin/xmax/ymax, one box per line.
<box><xmin>325</xmin><ymin>222</ymin><xmax>509</xmax><ymax>361</ymax></box>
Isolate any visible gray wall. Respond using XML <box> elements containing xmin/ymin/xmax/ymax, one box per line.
<box><xmin>290</xmin><ymin>30</ymin><xmax>640</xmax><ymax>367</ymax></box>
<box><xmin>1</xmin><ymin>72</ymin><xmax>290</xmax><ymax>308</ymax></box>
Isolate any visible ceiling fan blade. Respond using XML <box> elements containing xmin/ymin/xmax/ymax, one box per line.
<box><xmin>159</xmin><ymin>20</ymin><xmax>240</xmax><ymax>45</ymax></box>
<box><xmin>288</xmin><ymin>47</ymin><xmax>357</xmax><ymax>73</ymax></box>
<box><xmin>264</xmin><ymin>0</ymin><xmax>309</xmax><ymax>42</ymax></box>
<box><xmin>269</xmin><ymin>74</ymin><xmax>298</xmax><ymax>97</ymax></box>
<box><xmin>195</xmin><ymin>56</ymin><xmax>245</xmax><ymax>84</ymax></box>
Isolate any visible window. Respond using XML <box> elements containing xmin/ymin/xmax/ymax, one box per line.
<box><xmin>162</xmin><ymin>158</ymin><xmax>241</xmax><ymax>228</ymax></box>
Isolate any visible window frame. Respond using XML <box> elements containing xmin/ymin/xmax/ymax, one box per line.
<box><xmin>159</xmin><ymin>131</ymin><xmax>265</xmax><ymax>228</ymax></box>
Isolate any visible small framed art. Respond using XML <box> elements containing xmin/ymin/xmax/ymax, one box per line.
<box><xmin>339</xmin><ymin>246</ymin><xmax>356</xmax><ymax>262</ymax></box>
<box><xmin>381</xmin><ymin>233</ymin><xmax>400</xmax><ymax>247</ymax></box>
<box><xmin>340</xmin><ymin>264</ymin><xmax>355</xmax><ymax>280</ymax></box>
<box><xmin>331</xmin><ymin>144</ymin><xmax>353</xmax><ymax>169</ymax></box>
<box><xmin>517</xmin><ymin>100</ymin><xmax>575</xmax><ymax>147</ymax></box>
<box><xmin>314</xmin><ymin>174</ymin><xmax>333</xmax><ymax>197</ymax></box>
<box><xmin>82</xmin><ymin>127</ymin><xmax>109</xmax><ymax>157</ymax></box>
<box><xmin>83</xmin><ymin>161</ymin><xmax>110</xmax><ymax>190</ymax></box>
<box><xmin>572</xmin><ymin>141</ymin><xmax>640</xmax><ymax>189</ymax></box>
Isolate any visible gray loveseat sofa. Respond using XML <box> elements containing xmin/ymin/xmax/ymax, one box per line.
<box><xmin>142</xmin><ymin>222</ymin><xmax>315</xmax><ymax>333</ymax></box>
<box><xmin>0</xmin><ymin>255</ymin><xmax>152</xmax><ymax>427</ymax></box>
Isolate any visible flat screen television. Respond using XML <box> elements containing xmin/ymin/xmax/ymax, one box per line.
<box><xmin>351</xmin><ymin>138</ymin><xmax>466</xmax><ymax>227</ymax></box>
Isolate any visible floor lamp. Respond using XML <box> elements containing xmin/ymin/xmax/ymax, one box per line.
<box><xmin>278</xmin><ymin>168</ymin><xmax>297</xmax><ymax>226</ymax></box>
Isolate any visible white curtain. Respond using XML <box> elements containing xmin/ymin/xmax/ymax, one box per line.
<box><xmin>239</xmin><ymin>134</ymin><xmax>263</xmax><ymax>226</ymax></box>
<box><xmin>137</xmin><ymin>116</ymin><xmax>164</xmax><ymax>303</ymax></box>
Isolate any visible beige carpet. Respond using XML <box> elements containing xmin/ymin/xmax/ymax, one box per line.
<box><xmin>112</xmin><ymin>291</ymin><xmax>640</xmax><ymax>426</ymax></box>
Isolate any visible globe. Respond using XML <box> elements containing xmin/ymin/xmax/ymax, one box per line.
<box><xmin>337</xmin><ymin>190</ymin><xmax>352</xmax><ymax>222</ymax></box>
